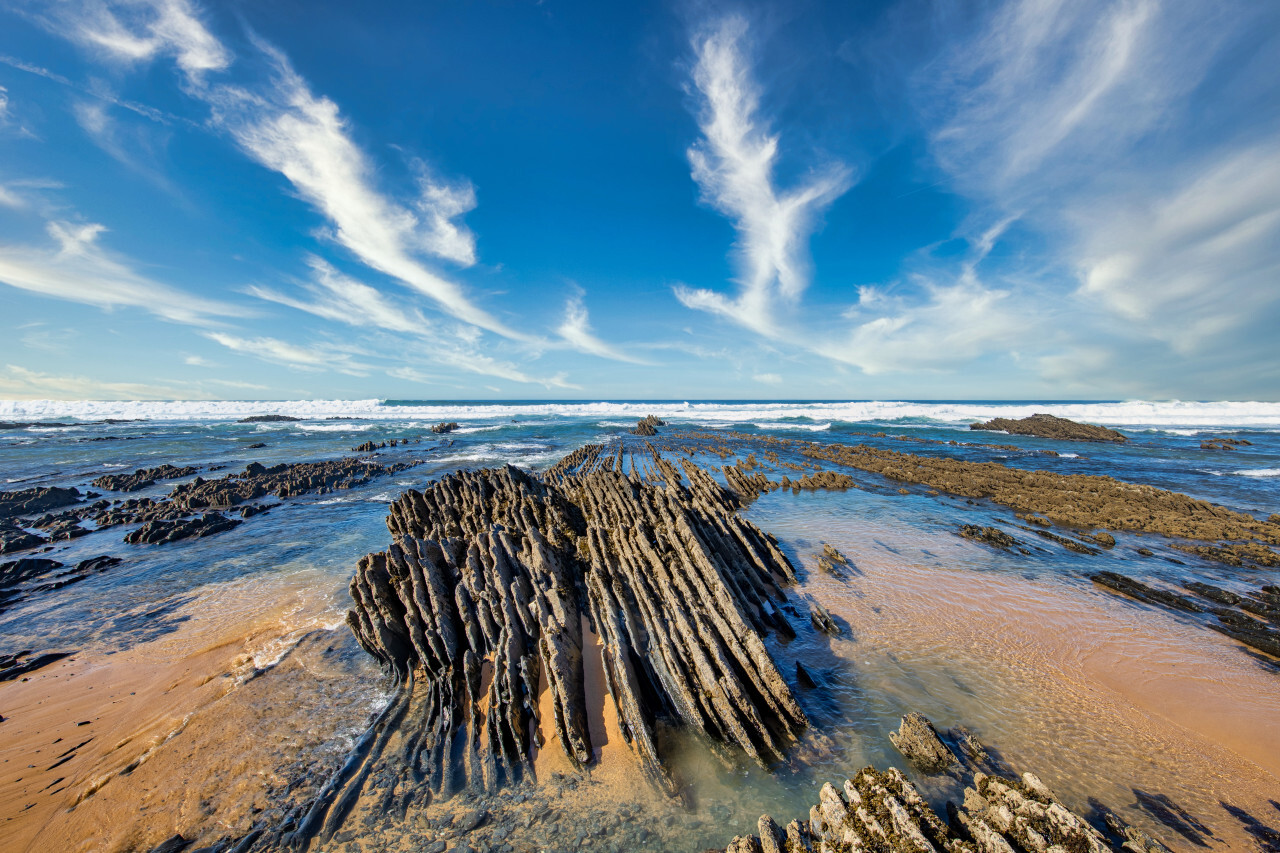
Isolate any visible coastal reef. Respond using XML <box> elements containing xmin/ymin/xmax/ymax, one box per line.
<box><xmin>969</xmin><ymin>413</ymin><xmax>1127</xmax><ymax>443</ymax></box>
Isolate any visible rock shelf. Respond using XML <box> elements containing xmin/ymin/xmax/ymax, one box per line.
<box><xmin>797</xmin><ymin>441</ymin><xmax>1280</xmax><ymax>568</ymax></box>
<box><xmin>969</xmin><ymin>413</ymin><xmax>1128</xmax><ymax>443</ymax></box>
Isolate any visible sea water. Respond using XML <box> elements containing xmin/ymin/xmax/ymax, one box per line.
<box><xmin>1</xmin><ymin>400</ymin><xmax>1278</xmax><ymax>852</ymax></box>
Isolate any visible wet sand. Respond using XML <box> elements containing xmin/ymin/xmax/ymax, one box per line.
<box><xmin>0</xmin><ymin>568</ymin><xmax>383</xmax><ymax>853</ymax></box>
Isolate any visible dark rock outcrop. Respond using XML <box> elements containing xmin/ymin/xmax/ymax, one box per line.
<box><xmin>238</xmin><ymin>415</ymin><xmax>301</xmax><ymax>423</ymax></box>
<box><xmin>124</xmin><ymin>513</ymin><xmax>241</xmax><ymax>544</ymax></box>
<box><xmin>431</xmin><ymin>422</ymin><xmax>460</xmax><ymax>434</ymax></box>
<box><xmin>344</xmin><ymin>450</ymin><xmax>806</xmax><ymax>815</ymax></box>
<box><xmin>0</xmin><ymin>522</ymin><xmax>46</xmax><ymax>555</ymax></box>
<box><xmin>1</xmin><ymin>555</ymin><xmax>122</xmax><ymax>613</ymax></box>
<box><xmin>1093</xmin><ymin>571</ymin><xmax>1280</xmax><ymax>660</ymax></box>
<box><xmin>970</xmin><ymin>413</ymin><xmax>1127</xmax><ymax>443</ymax></box>
<box><xmin>959</xmin><ymin>525</ymin><xmax>1018</xmax><ymax>549</ymax></box>
<box><xmin>1</xmin><ymin>650</ymin><xmax>73</xmax><ymax>681</ymax></box>
<box><xmin>92</xmin><ymin>464</ymin><xmax>196</xmax><ymax>492</ymax></box>
<box><xmin>0</xmin><ymin>486</ymin><xmax>82</xmax><ymax>521</ymax></box>
<box><xmin>630</xmin><ymin>415</ymin><xmax>665</xmax><ymax>436</ymax></box>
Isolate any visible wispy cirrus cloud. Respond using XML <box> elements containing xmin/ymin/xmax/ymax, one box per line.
<box><xmin>203</xmin><ymin>331</ymin><xmax>373</xmax><ymax>375</ymax></box>
<box><xmin>246</xmin><ymin>257</ymin><xmax>429</xmax><ymax>336</ymax></box>
<box><xmin>37</xmin><ymin>0</ymin><xmax>532</xmax><ymax>343</ymax></box>
<box><xmin>0</xmin><ymin>219</ymin><xmax>243</xmax><ymax>325</ymax></box>
<box><xmin>36</xmin><ymin>0</ymin><xmax>230</xmax><ymax>78</ymax></box>
<box><xmin>914</xmin><ymin>0</ymin><xmax>1280</xmax><ymax>375</ymax></box>
<box><xmin>675</xmin><ymin>15</ymin><xmax>853</xmax><ymax>337</ymax></box>
<box><xmin>556</xmin><ymin>291</ymin><xmax>650</xmax><ymax>364</ymax></box>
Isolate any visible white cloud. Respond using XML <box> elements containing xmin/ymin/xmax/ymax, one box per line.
<box><xmin>0</xmin><ymin>219</ymin><xmax>243</xmax><ymax>325</ymax></box>
<box><xmin>555</xmin><ymin>291</ymin><xmax>649</xmax><ymax>364</ymax></box>
<box><xmin>183</xmin><ymin>354</ymin><xmax>214</xmax><ymax>366</ymax></box>
<box><xmin>47</xmin><ymin>0</ymin><xmax>528</xmax><ymax>343</ymax></box>
<box><xmin>675</xmin><ymin>15</ymin><xmax>853</xmax><ymax>337</ymax></box>
<box><xmin>0</xmin><ymin>184</ymin><xmax>22</xmax><ymax>209</ymax></box>
<box><xmin>752</xmin><ymin>372</ymin><xmax>781</xmax><ymax>385</ymax></box>
<box><xmin>246</xmin><ymin>257</ymin><xmax>428</xmax><ymax>335</ymax></box>
<box><xmin>209</xmin><ymin>42</ymin><xmax>527</xmax><ymax>340</ymax></box>
<box><xmin>822</xmin><ymin>276</ymin><xmax>1025</xmax><ymax>375</ymax></box>
<box><xmin>1076</xmin><ymin>145</ymin><xmax>1280</xmax><ymax>352</ymax></box>
<box><xmin>204</xmin><ymin>331</ymin><xmax>373</xmax><ymax>375</ymax></box>
<box><xmin>45</xmin><ymin>0</ymin><xmax>230</xmax><ymax>79</ymax></box>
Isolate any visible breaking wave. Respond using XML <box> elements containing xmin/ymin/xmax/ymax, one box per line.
<box><xmin>4</xmin><ymin>399</ymin><xmax>1280</xmax><ymax>430</ymax></box>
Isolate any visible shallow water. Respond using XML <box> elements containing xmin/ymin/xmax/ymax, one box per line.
<box><xmin>2</xmin><ymin>401</ymin><xmax>1279</xmax><ymax>852</ymax></box>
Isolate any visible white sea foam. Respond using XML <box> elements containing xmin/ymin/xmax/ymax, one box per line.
<box><xmin>754</xmin><ymin>421</ymin><xmax>831</xmax><ymax>431</ymax></box>
<box><xmin>1059</xmin><ymin>453</ymin><xmax>1080</xmax><ymax>458</ymax></box>
<box><xmin>3</xmin><ymin>398</ymin><xmax>1280</xmax><ymax>430</ymax></box>
<box><xmin>1236</xmin><ymin>468</ymin><xmax>1280</xmax><ymax>478</ymax></box>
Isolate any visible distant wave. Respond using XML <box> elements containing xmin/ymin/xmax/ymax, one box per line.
<box><xmin>1236</xmin><ymin>468</ymin><xmax>1280</xmax><ymax>478</ymax></box>
<box><xmin>754</xmin><ymin>421</ymin><xmax>831</xmax><ymax>431</ymax></box>
<box><xmin>4</xmin><ymin>398</ymin><xmax>1280</xmax><ymax>430</ymax></box>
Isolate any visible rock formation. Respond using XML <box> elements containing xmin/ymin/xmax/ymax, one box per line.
<box><xmin>92</xmin><ymin>464</ymin><xmax>196</xmax><ymax>492</ymax></box>
<box><xmin>238</xmin><ymin>415</ymin><xmax>301</xmax><ymax>423</ymax></box>
<box><xmin>718</xmin><ymin>716</ymin><xmax>1169</xmax><ymax>853</ymax></box>
<box><xmin>432</xmin><ymin>422</ymin><xmax>460</xmax><ymax>434</ymax></box>
<box><xmin>631</xmin><ymin>415</ymin><xmax>666</xmax><ymax>436</ymax></box>
<box><xmin>333</xmin><ymin>446</ymin><xmax>808</xmax><ymax>849</ymax></box>
<box><xmin>969</xmin><ymin>413</ymin><xmax>1127</xmax><ymax>443</ymax></box>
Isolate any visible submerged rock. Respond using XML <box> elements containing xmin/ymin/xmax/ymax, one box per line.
<box><xmin>959</xmin><ymin>525</ymin><xmax>1017</xmax><ymax>549</ymax></box>
<box><xmin>238</xmin><ymin>415</ymin><xmax>300</xmax><ymax>423</ymax></box>
<box><xmin>969</xmin><ymin>413</ymin><xmax>1127</xmax><ymax>443</ymax></box>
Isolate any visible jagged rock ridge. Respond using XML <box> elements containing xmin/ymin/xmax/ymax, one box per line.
<box><xmin>345</xmin><ymin>448</ymin><xmax>807</xmax><ymax>816</ymax></box>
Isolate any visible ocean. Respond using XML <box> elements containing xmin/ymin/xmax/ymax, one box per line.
<box><xmin>2</xmin><ymin>399</ymin><xmax>1278</xmax><ymax>852</ymax></box>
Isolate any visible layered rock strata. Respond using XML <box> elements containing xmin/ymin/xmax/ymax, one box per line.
<box><xmin>969</xmin><ymin>413</ymin><xmax>1127</xmax><ymax>443</ymax></box>
<box><xmin>342</xmin><ymin>453</ymin><xmax>807</xmax><ymax>829</ymax></box>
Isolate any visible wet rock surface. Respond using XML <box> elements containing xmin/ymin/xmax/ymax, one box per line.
<box><xmin>432</xmin><ymin>422</ymin><xmax>461</xmax><ymax>434</ymax></box>
<box><xmin>1</xmin><ymin>554</ymin><xmax>121</xmax><ymax>613</ymax></box>
<box><xmin>959</xmin><ymin>525</ymin><xmax>1018</xmax><ymax>550</ymax></box>
<box><xmin>238</xmin><ymin>415</ymin><xmax>301</xmax><ymax>423</ymax></box>
<box><xmin>92</xmin><ymin>464</ymin><xmax>197</xmax><ymax>492</ymax></box>
<box><xmin>970</xmin><ymin>413</ymin><xmax>1128</xmax><ymax>443</ymax></box>
<box><xmin>631</xmin><ymin>415</ymin><xmax>666</xmax><ymax>436</ymax></box>
<box><xmin>124</xmin><ymin>513</ymin><xmax>242</xmax><ymax>545</ymax></box>
<box><xmin>793</xmin><ymin>440</ymin><xmax>1280</xmax><ymax>568</ymax></box>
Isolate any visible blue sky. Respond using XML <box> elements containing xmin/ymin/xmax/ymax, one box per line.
<box><xmin>0</xmin><ymin>0</ymin><xmax>1277</xmax><ymax>401</ymax></box>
